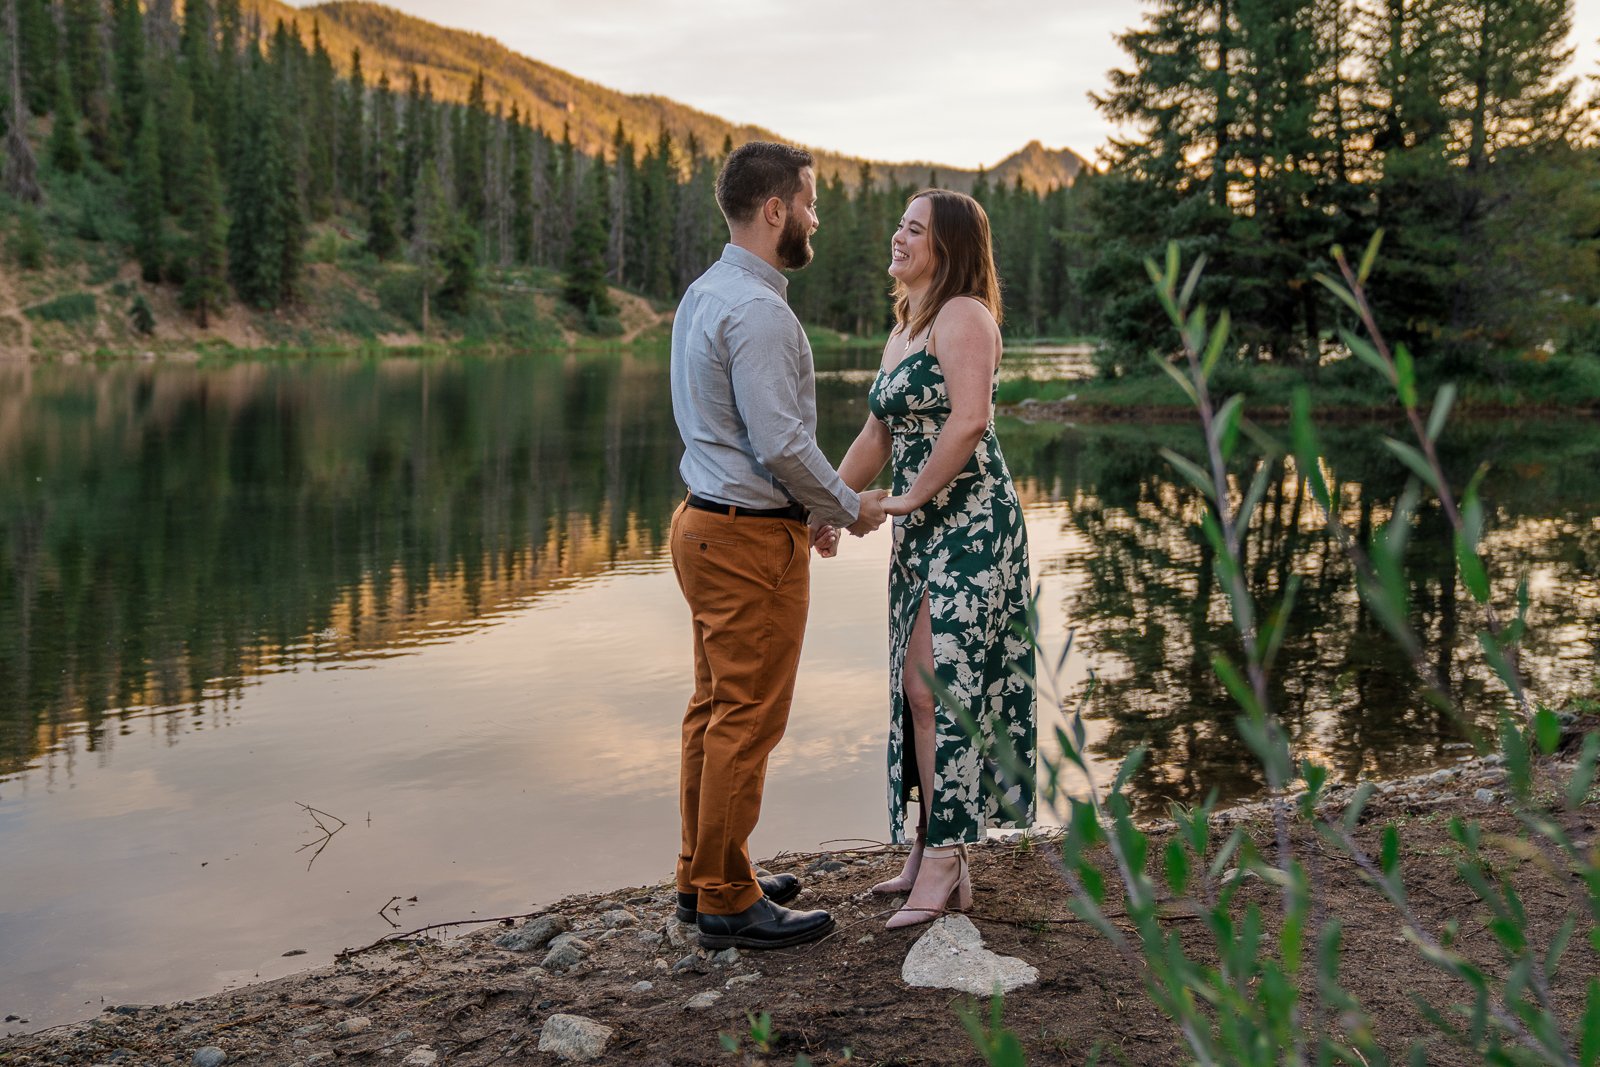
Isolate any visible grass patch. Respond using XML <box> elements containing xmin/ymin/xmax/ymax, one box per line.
<box><xmin>24</xmin><ymin>292</ymin><xmax>97</xmax><ymax>325</ymax></box>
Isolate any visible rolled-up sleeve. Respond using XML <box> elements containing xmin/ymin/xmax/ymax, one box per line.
<box><xmin>725</xmin><ymin>301</ymin><xmax>860</xmax><ymax>527</ymax></box>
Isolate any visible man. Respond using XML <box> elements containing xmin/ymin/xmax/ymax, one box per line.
<box><xmin>670</xmin><ymin>141</ymin><xmax>887</xmax><ymax>950</ymax></box>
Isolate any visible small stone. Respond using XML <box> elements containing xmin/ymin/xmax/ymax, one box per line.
<box><xmin>711</xmin><ymin>947</ymin><xmax>740</xmax><ymax>966</ymax></box>
<box><xmin>541</xmin><ymin>941</ymin><xmax>587</xmax><ymax>973</ymax></box>
<box><xmin>600</xmin><ymin>909</ymin><xmax>637</xmax><ymax>928</ymax></box>
<box><xmin>305</xmin><ymin>1055</ymin><xmax>335</xmax><ymax>1066</ymax></box>
<box><xmin>334</xmin><ymin>1016</ymin><xmax>372</xmax><ymax>1035</ymax></box>
<box><xmin>281</xmin><ymin>949</ymin><xmax>307</xmax><ymax>957</ymax></box>
<box><xmin>856</xmin><ymin>934</ymin><xmax>874</xmax><ymax>945</ymax></box>
<box><xmin>1220</xmin><ymin>867</ymin><xmax>1259</xmax><ymax>885</ymax></box>
<box><xmin>192</xmin><ymin>1048</ymin><xmax>226</xmax><ymax>1067</ymax></box>
<box><xmin>684</xmin><ymin>990</ymin><xmax>723</xmax><ymax>1010</ymax></box>
<box><xmin>548</xmin><ymin>932</ymin><xmax>589</xmax><ymax>953</ymax></box>
<box><xmin>852</xmin><ymin>858</ymin><xmax>872</xmax><ymax>866</ymax></box>
<box><xmin>663</xmin><ymin>922</ymin><xmax>692</xmax><ymax>948</ymax></box>
<box><xmin>672</xmin><ymin>953</ymin><xmax>702</xmax><ymax>973</ymax></box>
<box><xmin>537</xmin><ymin>1014</ymin><xmax>613</xmax><ymax>1062</ymax></box>
<box><xmin>807</xmin><ymin>859</ymin><xmax>847</xmax><ymax>875</ymax></box>
<box><xmin>401</xmin><ymin>1050</ymin><xmax>437</xmax><ymax>1067</ymax></box>
<box><xmin>653</xmin><ymin>959</ymin><xmax>670</xmax><ymax>972</ymax></box>
<box><xmin>1474</xmin><ymin>788</ymin><xmax>1496</xmax><ymax>804</ymax></box>
<box><xmin>631</xmin><ymin>981</ymin><xmax>654</xmax><ymax>993</ymax></box>
<box><xmin>636</xmin><ymin>930</ymin><xmax>664</xmax><ymax>947</ymax></box>
<box><xmin>724</xmin><ymin>972</ymin><xmax>761</xmax><ymax>989</ymax></box>
<box><xmin>291</xmin><ymin>1023</ymin><xmax>327</xmax><ymax>1038</ymax></box>
<box><xmin>380</xmin><ymin>1031</ymin><xmax>415</xmax><ymax>1049</ymax></box>
<box><xmin>494</xmin><ymin>915</ymin><xmax>571</xmax><ymax>953</ymax></box>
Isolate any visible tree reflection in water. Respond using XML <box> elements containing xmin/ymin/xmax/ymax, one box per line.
<box><xmin>2</xmin><ymin>355</ymin><xmax>1598</xmax><ymax>814</ymax></box>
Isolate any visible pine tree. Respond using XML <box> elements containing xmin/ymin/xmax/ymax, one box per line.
<box><xmin>227</xmin><ymin>71</ymin><xmax>302</xmax><ymax>308</ymax></box>
<box><xmin>365</xmin><ymin>71</ymin><xmax>400</xmax><ymax>259</ymax></box>
<box><xmin>409</xmin><ymin>161</ymin><xmax>448</xmax><ymax>333</ymax></box>
<box><xmin>457</xmin><ymin>69</ymin><xmax>488</xmax><ymax>228</ymax></box>
<box><xmin>339</xmin><ymin>47</ymin><xmax>364</xmax><ymax>205</ymax></box>
<box><xmin>132</xmin><ymin>98</ymin><xmax>164</xmax><ymax>281</ymax></box>
<box><xmin>48</xmin><ymin>60</ymin><xmax>84</xmax><ymax>173</ymax></box>
<box><xmin>181</xmin><ymin>123</ymin><xmax>229</xmax><ymax>327</ymax></box>
<box><xmin>564</xmin><ymin>156</ymin><xmax>613</xmax><ymax>317</ymax></box>
<box><xmin>510</xmin><ymin>108</ymin><xmax>534</xmax><ymax>263</ymax></box>
<box><xmin>15</xmin><ymin>0</ymin><xmax>53</xmax><ymax>115</ymax></box>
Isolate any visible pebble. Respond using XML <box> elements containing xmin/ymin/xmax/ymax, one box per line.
<box><xmin>494</xmin><ymin>914</ymin><xmax>571</xmax><ymax>953</ymax></box>
<box><xmin>291</xmin><ymin>1023</ymin><xmax>326</xmax><ymax>1038</ymax></box>
<box><xmin>662</xmin><ymin>922</ymin><xmax>692</xmax><ymax>949</ymax></box>
<box><xmin>537</xmin><ymin>1014</ymin><xmax>613</xmax><ymax>1063</ymax></box>
<box><xmin>684</xmin><ymin>990</ymin><xmax>723</xmax><ymax>1010</ymax></box>
<box><xmin>1474</xmin><ymin>788</ymin><xmax>1496</xmax><ymax>803</ymax></box>
<box><xmin>636</xmin><ymin>930</ymin><xmax>664</xmax><ymax>947</ymax></box>
<box><xmin>401</xmin><ymin>1050</ymin><xmax>438</xmax><ymax>1067</ymax></box>
<box><xmin>653</xmin><ymin>959</ymin><xmax>670</xmax><ymax>972</ymax></box>
<box><xmin>807</xmin><ymin>859</ymin><xmax>847</xmax><ymax>874</ymax></box>
<box><xmin>380</xmin><ymin>1030</ymin><xmax>415</xmax><ymax>1049</ymax></box>
<box><xmin>305</xmin><ymin>1055</ymin><xmax>335</xmax><ymax>1066</ymax></box>
<box><xmin>631</xmin><ymin>980</ymin><xmax>654</xmax><ymax>993</ymax></box>
<box><xmin>672</xmin><ymin>953</ymin><xmax>702</xmax><ymax>973</ymax></box>
<box><xmin>192</xmin><ymin>1048</ymin><xmax>226</xmax><ymax>1067</ymax></box>
<box><xmin>334</xmin><ymin>1016</ymin><xmax>372</xmax><ymax>1036</ymax></box>
<box><xmin>710</xmin><ymin>947</ymin><xmax>740</xmax><ymax>966</ymax></box>
<box><xmin>600</xmin><ymin>909</ymin><xmax>637</xmax><ymax>928</ymax></box>
<box><xmin>856</xmin><ymin>934</ymin><xmax>874</xmax><ymax>944</ymax></box>
<box><xmin>724</xmin><ymin>972</ymin><xmax>761</xmax><ymax>989</ymax></box>
<box><xmin>541</xmin><ymin>940</ymin><xmax>587</xmax><ymax>973</ymax></box>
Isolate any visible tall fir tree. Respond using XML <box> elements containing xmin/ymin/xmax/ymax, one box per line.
<box><xmin>47</xmin><ymin>60</ymin><xmax>84</xmax><ymax>173</ymax></box>
<box><xmin>181</xmin><ymin>123</ymin><xmax>229</xmax><ymax>327</ymax></box>
<box><xmin>564</xmin><ymin>155</ymin><xmax>613</xmax><ymax>317</ymax></box>
<box><xmin>131</xmin><ymin>98</ymin><xmax>164</xmax><ymax>280</ymax></box>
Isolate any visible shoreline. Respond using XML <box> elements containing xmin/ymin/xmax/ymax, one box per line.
<box><xmin>5</xmin><ymin>749</ymin><xmax>1589</xmax><ymax>1066</ymax></box>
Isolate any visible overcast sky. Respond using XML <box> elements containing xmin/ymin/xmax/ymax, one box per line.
<box><xmin>289</xmin><ymin>1</ymin><xmax>1600</xmax><ymax>170</ymax></box>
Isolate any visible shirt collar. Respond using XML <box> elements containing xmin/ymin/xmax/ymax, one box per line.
<box><xmin>720</xmin><ymin>244</ymin><xmax>788</xmax><ymax>299</ymax></box>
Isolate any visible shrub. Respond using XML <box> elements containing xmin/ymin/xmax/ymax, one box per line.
<box><xmin>9</xmin><ymin>207</ymin><xmax>47</xmax><ymax>269</ymax></box>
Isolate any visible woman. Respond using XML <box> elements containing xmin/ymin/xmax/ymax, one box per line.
<box><xmin>825</xmin><ymin>189</ymin><xmax>1036</xmax><ymax>929</ymax></box>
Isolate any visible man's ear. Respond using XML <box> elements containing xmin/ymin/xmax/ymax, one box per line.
<box><xmin>761</xmin><ymin>195</ymin><xmax>785</xmax><ymax>228</ymax></box>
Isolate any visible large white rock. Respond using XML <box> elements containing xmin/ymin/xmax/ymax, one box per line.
<box><xmin>901</xmin><ymin>915</ymin><xmax>1038</xmax><ymax>995</ymax></box>
<box><xmin>537</xmin><ymin>1014</ymin><xmax>613</xmax><ymax>1062</ymax></box>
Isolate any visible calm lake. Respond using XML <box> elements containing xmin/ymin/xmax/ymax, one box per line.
<box><xmin>2</xmin><ymin>349</ymin><xmax>1597</xmax><ymax>1031</ymax></box>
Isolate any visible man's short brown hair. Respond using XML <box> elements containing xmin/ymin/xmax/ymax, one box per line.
<box><xmin>715</xmin><ymin>141</ymin><xmax>815</xmax><ymax>225</ymax></box>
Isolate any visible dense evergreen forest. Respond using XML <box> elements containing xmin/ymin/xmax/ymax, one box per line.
<box><xmin>1</xmin><ymin>0</ymin><xmax>1596</xmax><ymax>372</ymax></box>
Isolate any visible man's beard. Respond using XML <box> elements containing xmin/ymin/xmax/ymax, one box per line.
<box><xmin>776</xmin><ymin>213</ymin><xmax>813</xmax><ymax>270</ymax></box>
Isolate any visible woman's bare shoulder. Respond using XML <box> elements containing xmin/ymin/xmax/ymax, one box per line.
<box><xmin>931</xmin><ymin>297</ymin><xmax>1000</xmax><ymax>356</ymax></box>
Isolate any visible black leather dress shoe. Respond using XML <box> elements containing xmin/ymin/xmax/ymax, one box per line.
<box><xmin>676</xmin><ymin>873</ymin><xmax>800</xmax><ymax>923</ymax></box>
<box><xmin>695</xmin><ymin>897</ymin><xmax>835</xmax><ymax>950</ymax></box>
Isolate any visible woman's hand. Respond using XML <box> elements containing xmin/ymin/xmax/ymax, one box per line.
<box><xmin>882</xmin><ymin>495</ymin><xmax>918</xmax><ymax>516</ymax></box>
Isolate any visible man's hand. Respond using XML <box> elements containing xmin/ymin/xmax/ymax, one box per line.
<box><xmin>847</xmin><ymin>489</ymin><xmax>889</xmax><ymax>537</ymax></box>
<box><xmin>810</xmin><ymin>523</ymin><xmax>840</xmax><ymax>558</ymax></box>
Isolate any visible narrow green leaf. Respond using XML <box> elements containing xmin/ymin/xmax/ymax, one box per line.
<box><xmin>1290</xmin><ymin>388</ymin><xmax>1331</xmax><ymax>511</ymax></box>
<box><xmin>1179</xmin><ymin>253</ymin><xmax>1208</xmax><ymax>309</ymax></box>
<box><xmin>1380</xmin><ymin>823</ymin><xmax>1400</xmax><ymax>876</ymax></box>
<box><xmin>1213</xmin><ymin>394</ymin><xmax>1245</xmax><ymax>461</ymax></box>
<box><xmin>1533</xmin><ymin>708</ymin><xmax>1562</xmax><ymax>756</ymax></box>
<box><xmin>1357</xmin><ymin>229</ymin><xmax>1385</xmax><ymax>284</ymax></box>
<box><xmin>1394</xmin><ymin>342</ymin><xmax>1418</xmax><ymax>408</ymax></box>
<box><xmin>1566</xmin><ymin>732</ymin><xmax>1599</xmax><ymax>810</ymax></box>
<box><xmin>1151</xmin><ymin>355</ymin><xmax>1200</xmax><ymax>405</ymax></box>
<box><xmin>1212</xmin><ymin>653</ymin><xmax>1262</xmax><ymax>719</ymax></box>
<box><xmin>1317</xmin><ymin>273</ymin><xmax>1362</xmax><ymax>315</ymax></box>
<box><xmin>1164</xmin><ymin>840</ymin><xmax>1190</xmax><ymax>896</ymax></box>
<box><xmin>1343</xmin><ymin>782</ymin><xmax>1376</xmax><ymax>830</ymax></box>
<box><xmin>1426</xmin><ymin>383</ymin><xmax>1457</xmax><ymax>442</ymax></box>
<box><xmin>1202</xmin><ymin>309</ymin><xmax>1231</xmax><ymax>376</ymax></box>
<box><xmin>1382</xmin><ymin>437</ymin><xmax>1442</xmax><ymax>492</ymax></box>
<box><xmin>1455</xmin><ymin>533</ymin><xmax>1491</xmax><ymax>603</ymax></box>
<box><xmin>1580</xmin><ymin>978</ymin><xmax>1600</xmax><ymax>1067</ymax></box>
<box><xmin>1165</xmin><ymin>242</ymin><xmax>1180</xmax><ymax>290</ymax></box>
<box><xmin>1340</xmin><ymin>328</ymin><xmax>1391</xmax><ymax>380</ymax></box>
<box><xmin>1160</xmin><ymin>447</ymin><xmax>1216</xmax><ymax>499</ymax></box>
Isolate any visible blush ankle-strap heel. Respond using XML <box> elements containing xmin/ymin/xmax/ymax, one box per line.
<box><xmin>871</xmin><ymin>831</ymin><xmax>926</xmax><ymax>895</ymax></box>
<box><xmin>885</xmin><ymin>844</ymin><xmax>970</xmax><ymax>929</ymax></box>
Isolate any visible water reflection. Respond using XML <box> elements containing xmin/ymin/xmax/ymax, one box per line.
<box><xmin>2</xmin><ymin>353</ymin><xmax>1599</xmax><ymax>1029</ymax></box>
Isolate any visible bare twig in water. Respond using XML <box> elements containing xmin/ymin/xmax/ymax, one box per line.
<box><xmin>295</xmin><ymin>803</ymin><xmax>347</xmax><ymax>870</ymax></box>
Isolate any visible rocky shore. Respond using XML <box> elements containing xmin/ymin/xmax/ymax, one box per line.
<box><xmin>2</xmin><ymin>751</ymin><xmax>1592</xmax><ymax>1066</ymax></box>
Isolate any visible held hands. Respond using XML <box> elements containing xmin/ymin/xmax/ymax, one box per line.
<box><xmin>847</xmin><ymin>489</ymin><xmax>890</xmax><ymax>538</ymax></box>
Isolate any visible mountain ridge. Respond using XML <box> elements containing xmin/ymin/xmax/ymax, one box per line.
<box><xmin>258</xmin><ymin>0</ymin><xmax>1088</xmax><ymax>192</ymax></box>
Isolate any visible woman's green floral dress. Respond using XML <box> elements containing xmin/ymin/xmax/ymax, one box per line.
<box><xmin>868</xmin><ymin>346</ymin><xmax>1036</xmax><ymax>847</ymax></box>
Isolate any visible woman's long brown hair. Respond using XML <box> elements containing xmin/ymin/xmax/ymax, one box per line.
<box><xmin>892</xmin><ymin>189</ymin><xmax>1004</xmax><ymax>342</ymax></box>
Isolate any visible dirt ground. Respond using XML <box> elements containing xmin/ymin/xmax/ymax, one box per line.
<box><xmin>2</xmin><ymin>753</ymin><xmax>1594</xmax><ymax>1067</ymax></box>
